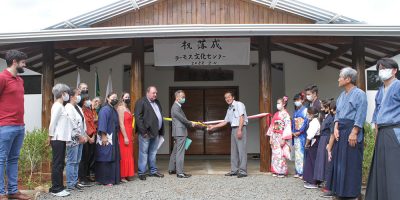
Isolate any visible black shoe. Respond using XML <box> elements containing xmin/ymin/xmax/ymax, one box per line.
<box><xmin>74</xmin><ymin>184</ymin><xmax>84</xmax><ymax>192</ymax></box>
<box><xmin>139</xmin><ymin>174</ymin><xmax>147</xmax><ymax>181</ymax></box>
<box><xmin>168</xmin><ymin>170</ymin><xmax>176</xmax><ymax>175</ymax></box>
<box><xmin>149</xmin><ymin>172</ymin><xmax>164</xmax><ymax>178</ymax></box>
<box><xmin>177</xmin><ymin>173</ymin><xmax>191</xmax><ymax>178</ymax></box>
<box><xmin>237</xmin><ymin>173</ymin><xmax>248</xmax><ymax>178</ymax></box>
<box><xmin>78</xmin><ymin>181</ymin><xmax>94</xmax><ymax>187</ymax></box>
<box><xmin>225</xmin><ymin>172</ymin><xmax>238</xmax><ymax>176</ymax></box>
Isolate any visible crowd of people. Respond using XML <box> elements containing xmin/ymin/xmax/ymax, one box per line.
<box><xmin>0</xmin><ymin>49</ymin><xmax>399</xmax><ymax>200</ymax></box>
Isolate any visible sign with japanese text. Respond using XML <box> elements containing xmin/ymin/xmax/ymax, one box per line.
<box><xmin>154</xmin><ymin>38</ymin><xmax>250</xmax><ymax>66</ymax></box>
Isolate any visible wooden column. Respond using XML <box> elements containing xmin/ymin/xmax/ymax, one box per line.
<box><xmin>352</xmin><ymin>37</ymin><xmax>366</xmax><ymax>91</ymax></box>
<box><xmin>130</xmin><ymin>38</ymin><xmax>145</xmax><ymax>172</ymax></box>
<box><xmin>258</xmin><ymin>37</ymin><xmax>272</xmax><ymax>172</ymax></box>
<box><xmin>41</xmin><ymin>42</ymin><xmax>54</xmax><ymax>129</ymax></box>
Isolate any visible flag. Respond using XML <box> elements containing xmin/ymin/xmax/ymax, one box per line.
<box><xmin>94</xmin><ymin>68</ymin><xmax>100</xmax><ymax>97</ymax></box>
<box><xmin>76</xmin><ymin>67</ymin><xmax>81</xmax><ymax>88</ymax></box>
<box><xmin>105</xmin><ymin>68</ymin><xmax>113</xmax><ymax>100</ymax></box>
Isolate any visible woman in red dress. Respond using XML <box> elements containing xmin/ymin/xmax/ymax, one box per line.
<box><xmin>117</xmin><ymin>92</ymin><xmax>135</xmax><ymax>182</ymax></box>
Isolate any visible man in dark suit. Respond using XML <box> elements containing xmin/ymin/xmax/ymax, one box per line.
<box><xmin>134</xmin><ymin>86</ymin><xmax>165</xmax><ymax>180</ymax></box>
<box><xmin>168</xmin><ymin>90</ymin><xmax>194</xmax><ymax>178</ymax></box>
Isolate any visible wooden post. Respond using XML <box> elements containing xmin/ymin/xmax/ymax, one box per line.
<box><xmin>353</xmin><ymin>37</ymin><xmax>366</xmax><ymax>91</ymax></box>
<box><xmin>41</xmin><ymin>42</ymin><xmax>54</xmax><ymax>129</ymax></box>
<box><xmin>130</xmin><ymin>38</ymin><xmax>145</xmax><ymax>172</ymax></box>
<box><xmin>258</xmin><ymin>37</ymin><xmax>272</xmax><ymax>172</ymax></box>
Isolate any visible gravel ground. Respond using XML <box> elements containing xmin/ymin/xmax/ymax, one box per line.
<box><xmin>38</xmin><ymin>174</ymin><xmax>326</xmax><ymax>200</ymax></box>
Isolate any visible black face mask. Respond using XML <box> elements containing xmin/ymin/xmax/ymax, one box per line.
<box><xmin>16</xmin><ymin>67</ymin><xmax>24</xmax><ymax>74</ymax></box>
<box><xmin>123</xmin><ymin>98</ymin><xmax>131</xmax><ymax>105</ymax></box>
<box><xmin>81</xmin><ymin>90</ymin><xmax>89</xmax><ymax>95</ymax></box>
<box><xmin>110</xmin><ymin>99</ymin><xmax>118</xmax><ymax>106</ymax></box>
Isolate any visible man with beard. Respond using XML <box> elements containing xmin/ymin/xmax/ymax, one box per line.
<box><xmin>0</xmin><ymin>50</ymin><xmax>31</xmax><ymax>199</ymax></box>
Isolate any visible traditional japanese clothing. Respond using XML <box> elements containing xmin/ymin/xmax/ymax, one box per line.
<box><xmin>266</xmin><ymin>109</ymin><xmax>292</xmax><ymax>175</ymax></box>
<box><xmin>366</xmin><ymin>79</ymin><xmax>400</xmax><ymax>200</ymax></box>
<box><xmin>303</xmin><ymin>118</ymin><xmax>320</xmax><ymax>185</ymax></box>
<box><xmin>314</xmin><ymin>113</ymin><xmax>334</xmax><ymax>181</ymax></box>
<box><xmin>95</xmin><ymin>104</ymin><xmax>121</xmax><ymax>185</ymax></box>
<box><xmin>332</xmin><ymin>87</ymin><xmax>367</xmax><ymax>198</ymax></box>
<box><xmin>291</xmin><ymin>106</ymin><xmax>308</xmax><ymax>176</ymax></box>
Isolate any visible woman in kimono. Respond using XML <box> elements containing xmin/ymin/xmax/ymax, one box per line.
<box><xmin>303</xmin><ymin>107</ymin><xmax>320</xmax><ymax>189</ymax></box>
<box><xmin>266</xmin><ymin>96</ymin><xmax>292</xmax><ymax>178</ymax></box>
<box><xmin>314</xmin><ymin>99</ymin><xmax>334</xmax><ymax>183</ymax></box>
<box><xmin>291</xmin><ymin>93</ymin><xmax>308</xmax><ymax>179</ymax></box>
<box><xmin>95</xmin><ymin>92</ymin><xmax>121</xmax><ymax>186</ymax></box>
<box><xmin>366</xmin><ymin>58</ymin><xmax>400</xmax><ymax>200</ymax></box>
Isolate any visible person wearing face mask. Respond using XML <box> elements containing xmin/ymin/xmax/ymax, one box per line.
<box><xmin>366</xmin><ymin>58</ymin><xmax>400</xmax><ymax>200</ymax></box>
<box><xmin>266</xmin><ymin>96</ymin><xmax>292</xmax><ymax>178</ymax></box>
<box><xmin>291</xmin><ymin>93</ymin><xmax>308</xmax><ymax>179</ymax></box>
<box><xmin>78</xmin><ymin>96</ymin><xmax>96</xmax><ymax>187</ymax></box>
<box><xmin>48</xmin><ymin>84</ymin><xmax>71</xmax><ymax>197</ymax></box>
<box><xmin>117</xmin><ymin>92</ymin><xmax>135</xmax><ymax>182</ymax></box>
<box><xmin>0</xmin><ymin>50</ymin><xmax>32</xmax><ymax>200</ymax></box>
<box><xmin>168</xmin><ymin>90</ymin><xmax>196</xmax><ymax>178</ymax></box>
<box><xmin>314</xmin><ymin>99</ymin><xmax>335</xmax><ymax>193</ymax></box>
<box><xmin>303</xmin><ymin>107</ymin><xmax>321</xmax><ymax>189</ymax></box>
<box><xmin>78</xmin><ymin>83</ymin><xmax>89</xmax><ymax>96</ymax></box>
<box><xmin>95</xmin><ymin>92</ymin><xmax>121</xmax><ymax>186</ymax></box>
<box><xmin>331</xmin><ymin>67</ymin><xmax>367</xmax><ymax>199</ymax></box>
<box><xmin>304</xmin><ymin>85</ymin><xmax>323</xmax><ymax>122</ymax></box>
<box><xmin>65</xmin><ymin>89</ymin><xmax>88</xmax><ymax>192</ymax></box>
<box><xmin>322</xmin><ymin>100</ymin><xmax>336</xmax><ymax>198</ymax></box>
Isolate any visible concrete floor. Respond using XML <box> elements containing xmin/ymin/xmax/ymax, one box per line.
<box><xmin>155</xmin><ymin>154</ymin><xmax>295</xmax><ymax>175</ymax></box>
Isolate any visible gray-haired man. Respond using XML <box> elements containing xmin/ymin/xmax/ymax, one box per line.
<box><xmin>208</xmin><ymin>91</ymin><xmax>248</xmax><ymax>178</ymax></box>
<box><xmin>168</xmin><ymin>90</ymin><xmax>195</xmax><ymax>178</ymax></box>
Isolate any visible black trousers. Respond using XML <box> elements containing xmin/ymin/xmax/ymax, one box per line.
<box><xmin>49</xmin><ymin>140</ymin><xmax>66</xmax><ymax>193</ymax></box>
<box><xmin>78</xmin><ymin>138</ymin><xmax>96</xmax><ymax>182</ymax></box>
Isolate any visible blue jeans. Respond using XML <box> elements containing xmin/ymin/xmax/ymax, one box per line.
<box><xmin>0</xmin><ymin>125</ymin><xmax>25</xmax><ymax>195</ymax></box>
<box><xmin>66</xmin><ymin>144</ymin><xmax>83</xmax><ymax>188</ymax></box>
<box><xmin>138</xmin><ymin>134</ymin><xmax>159</xmax><ymax>175</ymax></box>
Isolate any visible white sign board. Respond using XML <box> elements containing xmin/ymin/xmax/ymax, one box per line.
<box><xmin>154</xmin><ymin>38</ymin><xmax>250</xmax><ymax>66</ymax></box>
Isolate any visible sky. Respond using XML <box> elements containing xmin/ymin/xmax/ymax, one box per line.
<box><xmin>0</xmin><ymin>0</ymin><xmax>399</xmax><ymax>33</ymax></box>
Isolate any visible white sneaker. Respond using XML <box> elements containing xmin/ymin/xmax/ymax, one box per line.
<box><xmin>293</xmin><ymin>174</ymin><xmax>299</xmax><ymax>178</ymax></box>
<box><xmin>51</xmin><ymin>190</ymin><xmax>70</xmax><ymax>197</ymax></box>
<box><xmin>304</xmin><ymin>183</ymin><xmax>318</xmax><ymax>189</ymax></box>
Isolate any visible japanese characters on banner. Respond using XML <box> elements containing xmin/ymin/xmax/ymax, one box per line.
<box><xmin>154</xmin><ymin>38</ymin><xmax>250</xmax><ymax>66</ymax></box>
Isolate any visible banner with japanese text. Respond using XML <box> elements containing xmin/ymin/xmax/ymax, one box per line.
<box><xmin>154</xmin><ymin>38</ymin><xmax>250</xmax><ymax>66</ymax></box>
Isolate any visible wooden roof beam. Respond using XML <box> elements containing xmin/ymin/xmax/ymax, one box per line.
<box><xmin>317</xmin><ymin>45</ymin><xmax>351</xmax><ymax>70</ymax></box>
<box><xmin>271</xmin><ymin>36</ymin><xmax>353</xmax><ymax>44</ymax></box>
<box><xmin>55</xmin><ymin>49</ymin><xmax>90</xmax><ymax>71</ymax></box>
<box><xmin>54</xmin><ymin>39</ymin><xmax>132</xmax><ymax>49</ymax></box>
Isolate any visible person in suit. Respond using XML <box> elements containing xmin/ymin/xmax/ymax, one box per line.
<box><xmin>168</xmin><ymin>90</ymin><xmax>195</xmax><ymax>178</ymax></box>
<box><xmin>134</xmin><ymin>86</ymin><xmax>165</xmax><ymax>181</ymax></box>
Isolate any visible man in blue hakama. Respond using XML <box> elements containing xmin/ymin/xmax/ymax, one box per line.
<box><xmin>332</xmin><ymin>67</ymin><xmax>367</xmax><ymax>199</ymax></box>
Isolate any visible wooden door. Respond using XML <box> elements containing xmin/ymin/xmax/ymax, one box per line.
<box><xmin>169</xmin><ymin>87</ymin><xmax>237</xmax><ymax>155</ymax></box>
<box><xmin>204</xmin><ymin>88</ymin><xmax>237</xmax><ymax>154</ymax></box>
<box><xmin>169</xmin><ymin>89</ymin><xmax>205</xmax><ymax>154</ymax></box>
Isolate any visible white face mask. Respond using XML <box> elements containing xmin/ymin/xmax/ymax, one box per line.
<box><xmin>277</xmin><ymin>103</ymin><xmax>283</xmax><ymax>111</ymax></box>
<box><xmin>294</xmin><ymin>101</ymin><xmax>302</xmax><ymax>107</ymax></box>
<box><xmin>379</xmin><ymin>68</ymin><xmax>393</xmax><ymax>81</ymax></box>
<box><xmin>85</xmin><ymin>100</ymin><xmax>92</xmax><ymax>108</ymax></box>
<box><xmin>76</xmin><ymin>95</ymin><xmax>81</xmax><ymax>104</ymax></box>
<box><xmin>306</xmin><ymin>95</ymin><xmax>313</xmax><ymax>102</ymax></box>
<box><xmin>62</xmin><ymin>93</ymin><xmax>69</xmax><ymax>102</ymax></box>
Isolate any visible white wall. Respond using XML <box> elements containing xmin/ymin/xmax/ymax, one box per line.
<box><xmin>55</xmin><ymin>50</ymin><xmax>343</xmax><ymax>154</ymax></box>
